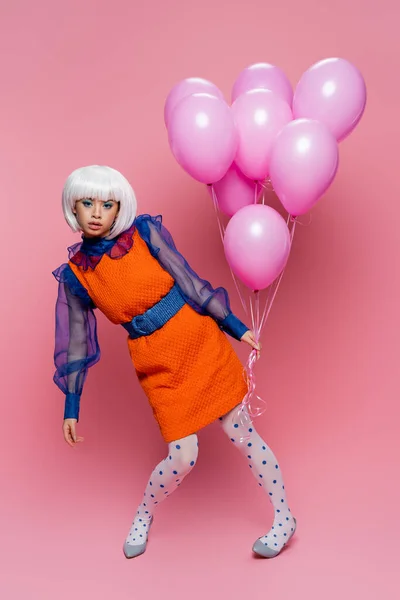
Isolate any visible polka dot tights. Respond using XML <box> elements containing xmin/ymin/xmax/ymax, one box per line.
<box><xmin>125</xmin><ymin>406</ymin><xmax>294</xmax><ymax>552</ymax></box>
<box><xmin>220</xmin><ymin>405</ymin><xmax>295</xmax><ymax>552</ymax></box>
<box><xmin>125</xmin><ymin>434</ymin><xmax>198</xmax><ymax>547</ymax></box>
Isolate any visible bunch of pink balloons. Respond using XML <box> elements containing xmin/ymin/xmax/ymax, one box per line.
<box><xmin>165</xmin><ymin>58</ymin><xmax>366</xmax><ymax>291</ymax></box>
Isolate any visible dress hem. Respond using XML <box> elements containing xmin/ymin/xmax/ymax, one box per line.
<box><xmin>158</xmin><ymin>395</ymin><xmax>245</xmax><ymax>443</ymax></box>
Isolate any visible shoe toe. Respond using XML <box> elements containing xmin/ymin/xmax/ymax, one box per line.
<box><xmin>253</xmin><ymin>518</ymin><xmax>297</xmax><ymax>558</ymax></box>
<box><xmin>252</xmin><ymin>539</ymin><xmax>278</xmax><ymax>558</ymax></box>
<box><xmin>123</xmin><ymin>542</ymin><xmax>146</xmax><ymax>559</ymax></box>
<box><xmin>123</xmin><ymin>516</ymin><xmax>153</xmax><ymax>559</ymax></box>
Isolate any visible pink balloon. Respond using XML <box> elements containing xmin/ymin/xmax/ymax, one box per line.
<box><xmin>211</xmin><ymin>163</ymin><xmax>260</xmax><ymax>217</ymax></box>
<box><xmin>232</xmin><ymin>63</ymin><xmax>293</xmax><ymax>107</ymax></box>
<box><xmin>164</xmin><ymin>78</ymin><xmax>224</xmax><ymax>128</ymax></box>
<box><xmin>269</xmin><ymin>119</ymin><xmax>339</xmax><ymax>216</ymax></box>
<box><xmin>293</xmin><ymin>58</ymin><xmax>366</xmax><ymax>142</ymax></box>
<box><xmin>231</xmin><ymin>89</ymin><xmax>293</xmax><ymax>181</ymax></box>
<box><xmin>224</xmin><ymin>204</ymin><xmax>291</xmax><ymax>291</ymax></box>
<box><xmin>168</xmin><ymin>93</ymin><xmax>238</xmax><ymax>184</ymax></box>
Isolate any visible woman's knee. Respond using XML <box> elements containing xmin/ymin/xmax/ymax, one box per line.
<box><xmin>220</xmin><ymin>405</ymin><xmax>243</xmax><ymax>437</ymax></box>
<box><xmin>169</xmin><ymin>434</ymin><xmax>199</xmax><ymax>473</ymax></box>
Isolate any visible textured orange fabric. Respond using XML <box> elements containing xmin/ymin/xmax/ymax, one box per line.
<box><xmin>69</xmin><ymin>229</ymin><xmax>248</xmax><ymax>442</ymax></box>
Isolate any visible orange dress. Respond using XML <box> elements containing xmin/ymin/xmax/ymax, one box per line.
<box><xmin>58</xmin><ymin>215</ymin><xmax>248</xmax><ymax>443</ymax></box>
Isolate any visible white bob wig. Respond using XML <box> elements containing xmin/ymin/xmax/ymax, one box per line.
<box><xmin>62</xmin><ymin>165</ymin><xmax>137</xmax><ymax>239</ymax></box>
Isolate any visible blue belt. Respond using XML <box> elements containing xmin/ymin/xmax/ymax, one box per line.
<box><xmin>122</xmin><ymin>284</ymin><xmax>185</xmax><ymax>339</ymax></box>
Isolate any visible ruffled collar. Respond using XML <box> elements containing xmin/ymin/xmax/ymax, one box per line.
<box><xmin>68</xmin><ymin>221</ymin><xmax>136</xmax><ymax>270</ymax></box>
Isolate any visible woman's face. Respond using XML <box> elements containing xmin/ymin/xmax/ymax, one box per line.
<box><xmin>73</xmin><ymin>197</ymin><xmax>119</xmax><ymax>238</ymax></box>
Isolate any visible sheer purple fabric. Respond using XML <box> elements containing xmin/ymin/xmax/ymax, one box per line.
<box><xmin>53</xmin><ymin>264</ymin><xmax>100</xmax><ymax>420</ymax></box>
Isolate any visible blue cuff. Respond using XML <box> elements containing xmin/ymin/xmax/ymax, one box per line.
<box><xmin>220</xmin><ymin>313</ymin><xmax>249</xmax><ymax>341</ymax></box>
<box><xmin>64</xmin><ymin>393</ymin><xmax>80</xmax><ymax>421</ymax></box>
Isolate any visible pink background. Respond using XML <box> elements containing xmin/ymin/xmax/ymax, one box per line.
<box><xmin>1</xmin><ymin>1</ymin><xmax>399</xmax><ymax>598</ymax></box>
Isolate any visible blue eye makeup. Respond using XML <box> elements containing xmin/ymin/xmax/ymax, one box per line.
<box><xmin>80</xmin><ymin>198</ymin><xmax>115</xmax><ymax>209</ymax></box>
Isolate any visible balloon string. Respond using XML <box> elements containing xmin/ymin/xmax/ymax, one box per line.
<box><xmin>236</xmin><ymin>347</ymin><xmax>267</xmax><ymax>439</ymax></box>
<box><xmin>260</xmin><ymin>177</ymin><xmax>274</xmax><ymax>206</ymax></box>
<box><xmin>210</xmin><ymin>183</ymin><xmax>296</xmax><ymax>436</ymax></box>
<box><xmin>210</xmin><ymin>185</ymin><xmax>249</xmax><ymax>318</ymax></box>
<box><xmin>210</xmin><ymin>185</ymin><xmax>226</xmax><ymax>240</ymax></box>
<box><xmin>237</xmin><ymin>214</ymin><xmax>297</xmax><ymax>435</ymax></box>
<box><xmin>249</xmin><ymin>290</ymin><xmax>255</xmax><ymax>332</ymax></box>
<box><xmin>258</xmin><ymin>279</ymin><xmax>278</xmax><ymax>339</ymax></box>
<box><xmin>251</xmin><ymin>290</ymin><xmax>260</xmax><ymax>341</ymax></box>
<box><xmin>257</xmin><ymin>217</ymin><xmax>296</xmax><ymax>336</ymax></box>
<box><xmin>290</xmin><ymin>213</ymin><xmax>312</xmax><ymax>227</ymax></box>
<box><xmin>260</xmin><ymin>178</ymin><xmax>274</xmax><ymax>191</ymax></box>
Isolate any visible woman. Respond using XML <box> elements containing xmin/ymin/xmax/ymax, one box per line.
<box><xmin>53</xmin><ymin>165</ymin><xmax>296</xmax><ymax>559</ymax></box>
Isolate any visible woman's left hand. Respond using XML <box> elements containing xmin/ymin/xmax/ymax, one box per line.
<box><xmin>241</xmin><ymin>330</ymin><xmax>261</xmax><ymax>359</ymax></box>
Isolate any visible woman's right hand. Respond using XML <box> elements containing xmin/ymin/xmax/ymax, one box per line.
<box><xmin>63</xmin><ymin>418</ymin><xmax>84</xmax><ymax>447</ymax></box>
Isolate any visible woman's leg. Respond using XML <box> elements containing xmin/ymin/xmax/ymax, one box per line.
<box><xmin>124</xmin><ymin>433</ymin><xmax>199</xmax><ymax>557</ymax></box>
<box><xmin>220</xmin><ymin>406</ymin><xmax>296</xmax><ymax>556</ymax></box>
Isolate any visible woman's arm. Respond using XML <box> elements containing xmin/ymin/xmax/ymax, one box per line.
<box><xmin>53</xmin><ymin>264</ymin><xmax>101</xmax><ymax>422</ymax></box>
<box><xmin>136</xmin><ymin>215</ymin><xmax>250</xmax><ymax>341</ymax></box>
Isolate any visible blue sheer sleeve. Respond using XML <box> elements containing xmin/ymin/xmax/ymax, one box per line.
<box><xmin>135</xmin><ymin>215</ymin><xmax>249</xmax><ymax>341</ymax></box>
<box><xmin>52</xmin><ymin>264</ymin><xmax>101</xmax><ymax>421</ymax></box>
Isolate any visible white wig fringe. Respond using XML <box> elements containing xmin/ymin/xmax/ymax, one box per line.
<box><xmin>62</xmin><ymin>165</ymin><xmax>137</xmax><ymax>239</ymax></box>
